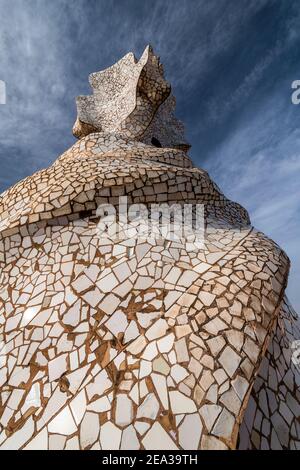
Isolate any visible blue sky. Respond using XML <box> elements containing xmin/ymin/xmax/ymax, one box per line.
<box><xmin>0</xmin><ymin>0</ymin><xmax>299</xmax><ymax>310</ymax></box>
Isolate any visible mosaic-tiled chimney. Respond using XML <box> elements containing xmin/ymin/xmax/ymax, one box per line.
<box><xmin>0</xmin><ymin>46</ymin><xmax>299</xmax><ymax>450</ymax></box>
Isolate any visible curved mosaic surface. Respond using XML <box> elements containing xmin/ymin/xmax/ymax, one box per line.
<box><xmin>0</xmin><ymin>46</ymin><xmax>299</xmax><ymax>450</ymax></box>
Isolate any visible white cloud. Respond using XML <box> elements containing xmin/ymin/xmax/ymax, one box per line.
<box><xmin>205</xmin><ymin>88</ymin><xmax>300</xmax><ymax>312</ymax></box>
<box><xmin>0</xmin><ymin>0</ymin><xmax>299</xmax><ymax>312</ymax></box>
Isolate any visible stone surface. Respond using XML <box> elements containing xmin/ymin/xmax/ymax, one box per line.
<box><xmin>0</xmin><ymin>45</ymin><xmax>299</xmax><ymax>450</ymax></box>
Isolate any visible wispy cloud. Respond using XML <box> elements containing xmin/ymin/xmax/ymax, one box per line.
<box><xmin>204</xmin><ymin>86</ymin><xmax>300</xmax><ymax>310</ymax></box>
<box><xmin>0</xmin><ymin>0</ymin><xmax>299</xmax><ymax>310</ymax></box>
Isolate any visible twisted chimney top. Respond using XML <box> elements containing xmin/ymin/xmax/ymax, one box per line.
<box><xmin>73</xmin><ymin>45</ymin><xmax>190</xmax><ymax>152</ymax></box>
